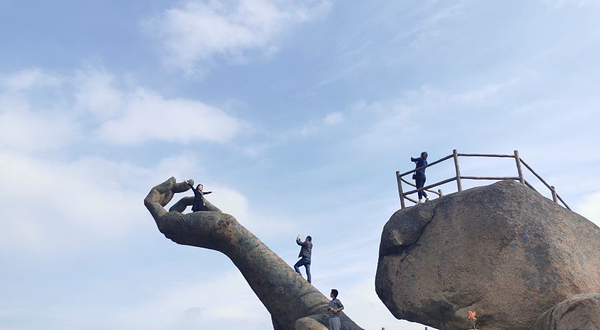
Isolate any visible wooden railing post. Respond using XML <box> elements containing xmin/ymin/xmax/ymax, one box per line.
<box><xmin>551</xmin><ymin>186</ymin><xmax>558</xmax><ymax>203</ymax></box>
<box><xmin>396</xmin><ymin>171</ymin><xmax>406</xmax><ymax>209</ymax></box>
<box><xmin>514</xmin><ymin>150</ymin><xmax>524</xmax><ymax>184</ymax></box>
<box><xmin>453</xmin><ymin>149</ymin><xmax>462</xmax><ymax>192</ymax></box>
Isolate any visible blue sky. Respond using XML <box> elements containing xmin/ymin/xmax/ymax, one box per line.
<box><xmin>1</xmin><ymin>1</ymin><xmax>600</xmax><ymax>329</ymax></box>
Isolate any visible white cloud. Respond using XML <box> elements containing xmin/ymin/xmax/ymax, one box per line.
<box><xmin>142</xmin><ymin>0</ymin><xmax>332</xmax><ymax>74</ymax></box>
<box><xmin>0</xmin><ymin>146</ymin><xmax>293</xmax><ymax>253</ymax></box>
<box><xmin>0</xmin><ymin>107</ymin><xmax>78</xmax><ymax>152</ymax></box>
<box><xmin>109</xmin><ymin>271</ymin><xmax>270</xmax><ymax>330</ymax></box>
<box><xmin>0</xmin><ymin>69</ymin><xmax>78</xmax><ymax>152</ymax></box>
<box><xmin>323</xmin><ymin>111</ymin><xmax>343</xmax><ymax>125</ymax></box>
<box><xmin>393</xmin><ymin>2</ymin><xmax>464</xmax><ymax>49</ymax></box>
<box><xmin>0</xmin><ymin>153</ymin><xmax>148</xmax><ymax>252</ymax></box>
<box><xmin>96</xmin><ymin>88</ymin><xmax>241</xmax><ymax>145</ymax></box>
<box><xmin>0</xmin><ymin>68</ymin><xmax>62</xmax><ymax>92</ymax></box>
<box><xmin>74</xmin><ymin>68</ymin><xmax>125</xmax><ymax>120</ymax></box>
<box><xmin>0</xmin><ymin>67</ymin><xmax>243</xmax><ymax>147</ymax></box>
<box><xmin>543</xmin><ymin>0</ymin><xmax>600</xmax><ymax>8</ymax></box>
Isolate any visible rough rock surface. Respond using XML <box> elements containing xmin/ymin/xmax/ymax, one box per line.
<box><xmin>145</xmin><ymin>178</ymin><xmax>364</xmax><ymax>330</ymax></box>
<box><xmin>534</xmin><ymin>293</ymin><xmax>600</xmax><ymax>330</ymax></box>
<box><xmin>295</xmin><ymin>315</ymin><xmax>329</xmax><ymax>330</ymax></box>
<box><xmin>375</xmin><ymin>180</ymin><xmax>600</xmax><ymax>330</ymax></box>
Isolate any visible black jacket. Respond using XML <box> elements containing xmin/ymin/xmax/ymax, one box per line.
<box><xmin>187</xmin><ymin>183</ymin><xmax>212</xmax><ymax>212</ymax></box>
<box><xmin>297</xmin><ymin>239</ymin><xmax>313</xmax><ymax>259</ymax></box>
<box><xmin>411</xmin><ymin>157</ymin><xmax>428</xmax><ymax>178</ymax></box>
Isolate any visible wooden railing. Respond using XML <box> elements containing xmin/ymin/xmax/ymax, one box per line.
<box><xmin>396</xmin><ymin>149</ymin><xmax>570</xmax><ymax>210</ymax></box>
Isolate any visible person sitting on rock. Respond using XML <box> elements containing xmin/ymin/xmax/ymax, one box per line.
<box><xmin>294</xmin><ymin>235</ymin><xmax>312</xmax><ymax>283</ymax></box>
<box><xmin>411</xmin><ymin>151</ymin><xmax>429</xmax><ymax>203</ymax></box>
<box><xmin>185</xmin><ymin>180</ymin><xmax>213</xmax><ymax>212</ymax></box>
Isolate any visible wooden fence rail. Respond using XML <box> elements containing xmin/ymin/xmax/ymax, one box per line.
<box><xmin>396</xmin><ymin>149</ymin><xmax>570</xmax><ymax>210</ymax></box>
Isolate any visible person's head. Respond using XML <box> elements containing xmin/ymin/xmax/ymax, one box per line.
<box><xmin>196</xmin><ymin>184</ymin><xmax>203</xmax><ymax>191</ymax></box>
<box><xmin>421</xmin><ymin>151</ymin><xmax>428</xmax><ymax>160</ymax></box>
<box><xmin>330</xmin><ymin>289</ymin><xmax>338</xmax><ymax>299</ymax></box>
<box><xmin>306</xmin><ymin>235</ymin><xmax>312</xmax><ymax>242</ymax></box>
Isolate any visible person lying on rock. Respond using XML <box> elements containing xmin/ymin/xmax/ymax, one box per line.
<box><xmin>294</xmin><ymin>235</ymin><xmax>312</xmax><ymax>283</ymax></box>
<box><xmin>184</xmin><ymin>179</ymin><xmax>213</xmax><ymax>212</ymax></box>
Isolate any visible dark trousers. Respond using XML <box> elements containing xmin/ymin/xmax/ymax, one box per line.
<box><xmin>415</xmin><ymin>175</ymin><xmax>427</xmax><ymax>199</ymax></box>
<box><xmin>294</xmin><ymin>257</ymin><xmax>311</xmax><ymax>283</ymax></box>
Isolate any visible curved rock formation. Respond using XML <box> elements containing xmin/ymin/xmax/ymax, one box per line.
<box><xmin>534</xmin><ymin>293</ymin><xmax>600</xmax><ymax>330</ymax></box>
<box><xmin>144</xmin><ymin>177</ymin><xmax>364</xmax><ymax>330</ymax></box>
<box><xmin>376</xmin><ymin>180</ymin><xmax>600</xmax><ymax>330</ymax></box>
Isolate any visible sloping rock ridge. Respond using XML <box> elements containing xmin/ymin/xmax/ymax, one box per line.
<box><xmin>534</xmin><ymin>293</ymin><xmax>600</xmax><ymax>330</ymax></box>
<box><xmin>376</xmin><ymin>180</ymin><xmax>600</xmax><ymax>330</ymax></box>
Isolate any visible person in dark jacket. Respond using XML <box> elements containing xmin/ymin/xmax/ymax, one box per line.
<box><xmin>185</xmin><ymin>180</ymin><xmax>213</xmax><ymax>212</ymax></box>
<box><xmin>411</xmin><ymin>151</ymin><xmax>429</xmax><ymax>203</ymax></box>
<box><xmin>294</xmin><ymin>235</ymin><xmax>312</xmax><ymax>283</ymax></box>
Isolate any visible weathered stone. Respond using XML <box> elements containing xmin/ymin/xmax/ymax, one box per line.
<box><xmin>534</xmin><ymin>293</ymin><xmax>600</xmax><ymax>330</ymax></box>
<box><xmin>295</xmin><ymin>315</ymin><xmax>330</xmax><ymax>330</ymax></box>
<box><xmin>145</xmin><ymin>177</ymin><xmax>364</xmax><ymax>330</ymax></box>
<box><xmin>376</xmin><ymin>180</ymin><xmax>600</xmax><ymax>330</ymax></box>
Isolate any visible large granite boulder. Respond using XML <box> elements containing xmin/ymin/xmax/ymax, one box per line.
<box><xmin>375</xmin><ymin>180</ymin><xmax>600</xmax><ymax>330</ymax></box>
<box><xmin>534</xmin><ymin>293</ymin><xmax>600</xmax><ymax>330</ymax></box>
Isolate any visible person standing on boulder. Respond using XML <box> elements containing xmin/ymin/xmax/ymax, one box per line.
<box><xmin>411</xmin><ymin>151</ymin><xmax>429</xmax><ymax>203</ymax></box>
<box><xmin>327</xmin><ymin>289</ymin><xmax>344</xmax><ymax>330</ymax></box>
<box><xmin>184</xmin><ymin>180</ymin><xmax>213</xmax><ymax>212</ymax></box>
<box><xmin>294</xmin><ymin>235</ymin><xmax>312</xmax><ymax>283</ymax></box>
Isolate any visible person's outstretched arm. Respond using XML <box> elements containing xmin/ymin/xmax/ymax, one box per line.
<box><xmin>203</xmin><ymin>191</ymin><xmax>212</xmax><ymax>195</ymax></box>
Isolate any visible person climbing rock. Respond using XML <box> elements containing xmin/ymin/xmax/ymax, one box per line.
<box><xmin>185</xmin><ymin>180</ymin><xmax>212</xmax><ymax>212</ymax></box>
<box><xmin>327</xmin><ymin>289</ymin><xmax>344</xmax><ymax>330</ymax></box>
<box><xmin>294</xmin><ymin>235</ymin><xmax>312</xmax><ymax>283</ymax></box>
<box><xmin>411</xmin><ymin>151</ymin><xmax>429</xmax><ymax>203</ymax></box>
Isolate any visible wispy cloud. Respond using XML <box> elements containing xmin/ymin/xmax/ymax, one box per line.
<box><xmin>95</xmin><ymin>88</ymin><xmax>242</xmax><ymax>145</ymax></box>
<box><xmin>0</xmin><ymin>152</ymin><xmax>147</xmax><ymax>252</ymax></box>
<box><xmin>110</xmin><ymin>271</ymin><xmax>270</xmax><ymax>330</ymax></box>
<box><xmin>323</xmin><ymin>111</ymin><xmax>343</xmax><ymax>125</ymax></box>
<box><xmin>393</xmin><ymin>1</ymin><xmax>464</xmax><ymax>49</ymax></box>
<box><xmin>0</xmin><ymin>66</ymin><xmax>253</xmax><ymax>253</ymax></box>
<box><xmin>142</xmin><ymin>0</ymin><xmax>332</xmax><ymax>75</ymax></box>
<box><xmin>0</xmin><ymin>68</ymin><xmax>62</xmax><ymax>92</ymax></box>
<box><xmin>0</xmin><ymin>67</ymin><xmax>243</xmax><ymax>147</ymax></box>
<box><xmin>0</xmin><ymin>148</ymin><xmax>291</xmax><ymax>253</ymax></box>
<box><xmin>543</xmin><ymin>0</ymin><xmax>600</xmax><ymax>8</ymax></box>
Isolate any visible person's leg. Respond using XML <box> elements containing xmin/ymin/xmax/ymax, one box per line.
<box><xmin>416</xmin><ymin>177</ymin><xmax>424</xmax><ymax>200</ymax></box>
<box><xmin>332</xmin><ymin>317</ymin><xmax>341</xmax><ymax>330</ymax></box>
<box><xmin>328</xmin><ymin>318</ymin><xmax>335</xmax><ymax>330</ymax></box>
<box><xmin>305</xmin><ymin>260</ymin><xmax>311</xmax><ymax>283</ymax></box>
<box><xmin>422</xmin><ymin>177</ymin><xmax>428</xmax><ymax>199</ymax></box>
<box><xmin>294</xmin><ymin>259</ymin><xmax>303</xmax><ymax>274</ymax></box>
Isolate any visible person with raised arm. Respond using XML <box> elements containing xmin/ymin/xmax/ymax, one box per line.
<box><xmin>184</xmin><ymin>180</ymin><xmax>213</xmax><ymax>212</ymax></box>
<box><xmin>294</xmin><ymin>235</ymin><xmax>313</xmax><ymax>283</ymax></box>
